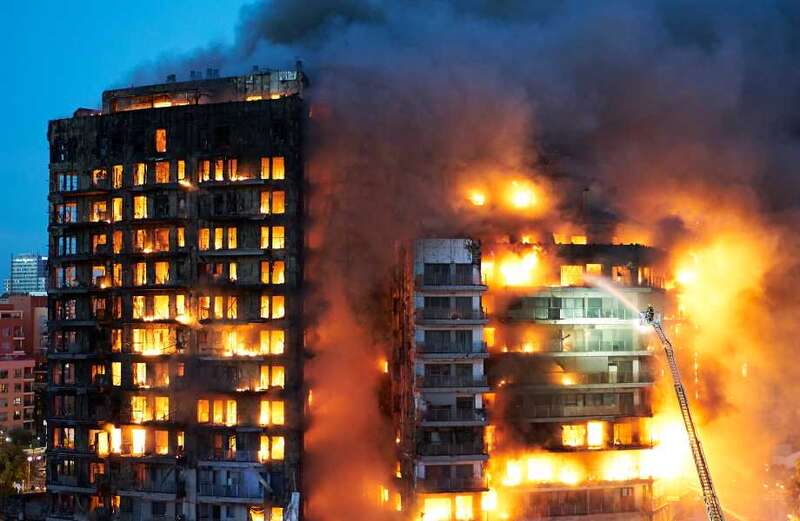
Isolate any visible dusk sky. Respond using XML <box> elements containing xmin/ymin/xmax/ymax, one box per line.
<box><xmin>1</xmin><ymin>0</ymin><xmax>251</xmax><ymax>280</ymax></box>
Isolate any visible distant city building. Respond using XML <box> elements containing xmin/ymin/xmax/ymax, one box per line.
<box><xmin>5</xmin><ymin>254</ymin><xmax>47</xmax><ymax>295</ymax></box>
<box><xmin>0</xmin><ymin>356</ymin><xmax>35</xmax><ymax>434</ymax></box>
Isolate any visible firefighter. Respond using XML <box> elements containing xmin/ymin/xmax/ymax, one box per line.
<box><xmin>645</xmin><ymin>305</ymin><xmax>655</xmax><ymax>322</ymax></box>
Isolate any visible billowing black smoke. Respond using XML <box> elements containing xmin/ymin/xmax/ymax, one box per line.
<box><xmin>128</xmin><ymin>1</ymin><xmax>800</xmax><ymax>518</ymax></box>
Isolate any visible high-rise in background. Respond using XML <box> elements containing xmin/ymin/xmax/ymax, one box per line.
<box><xmin>6</xmin><ymin>254</ymin><xmax>48</xmax><ymax>295</ymax></box>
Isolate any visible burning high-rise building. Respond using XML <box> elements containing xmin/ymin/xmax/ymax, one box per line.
<box><xmin>46</xmin><ymin>67</ymin><xmax>306</xmax><ymax>521</ymax></box>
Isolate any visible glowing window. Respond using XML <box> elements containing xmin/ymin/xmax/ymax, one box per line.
<box><xmin>586</xmin><ymin>264</ymin><xmax>603</xmax><ymax>277</ymax></box>
<box><xmin>227</xmin><ymin>158</ymin><xmax>238</xmax><ymax>180</ymax></box>
<box><xmin>260</xmin><ymin>295</ymin><xmax>270</xmax><ymax>319</ymax></box>
<box><xmin>272</xmin><ymin>401</ymin><xmax>285</xmax><ymax>425</ymax></box>
<box><xmin>271</xmin><ymin>226</ymin><xmax>285</xmax><ymax>249</ymax></box>
<box><xmin>154</xmin><ymin>228</ymin><xmax>169</xmax><ymax>251</ymax></box>
<box><xmin>260</xmin><ymin>366</ymin><xmax>270</xmax><ymax>390</ymax></box>
<box><xmin>214</xmin><ymin>228</ymin><xmax>223</xmax><ymax>250</ymax></box>
<box><xmin>560</xmin><ymin>265</ymin><xmax>584</xmax><ymax>287</ymax></box>
<box><xmin>155</xmin><ymin>129</ymin><xmax>167</xmax><ymax>153</ymax></box>
<box><xmin>112</xmin><ymin>198</ymin><xmax>123</xmax><ymax>222</ymax></box>
<box><xmin>272</xmin><ymin>157</ymin><xmax>285</xmax><ymax>180</ymax></box>
<box><xmin>260</xmin><ymin>226</ymin><xmax>270</xmax><ymax>249</ymax></box>
<box><xmin>271</xmin><ymin>507</ymin><xmax>284</xmax><ymax>521</ymax></box>
<box><xmin>423</xmin><ymin>498</ymin><xmax>450</xmax><ymax>521</ymax></box>
<box><xmin>260</xmin><ymin>157</ymin><xmax>270</xmax><ymax>179</ymax></box>
<box><xmin>112</xmin><ymin>330</ymin><xmax>122</xmax><ymax>352</ymax></box>
<box><xmin>259</xmin><ymin>434</ymin><xmax>270</xmax><ymax>462</ymax></box>
<box><xmin>112</xmin><ymin>165</ymin><xmax>123</xmax><ymax>188</ymax></box>
<box><xmin>271</xmin><ymin>436</ymin><xmax>284</xmax><ymax>460</ymax></box>
<box><xmin>214</xmin><ymin>296</ymin><xmax>223</xmax><ymax>319</ymax></box>
<box><xmin>562</xmin><ymin>424</ymin><xmax>587</xmax><ymax>447</ymax></box>
<box><xmin>112</xmin><ymin>263</ymin><xmax>122</xmax><ymax>287</ymax></box>
<box><xmin>272</xmin><ymin>261</ymin><xmax>285</xmax><ymax>284</ymax></box>
<box><xmin>197</xmin><ymin>400</ymin><xmax>209</xmax><ymax>423</ymax></box>
<box><xmin>153</xmin><ymin>295</ymin><xmax>170</xmax><ymax>319</ymax></box>
<box><xmin>272</xmin><ymin>191</ymin><xmax>285</xmax><ymax>214</ymax></box>
<box><xmin>199</xmin><ymin>160</ymin><xmax>211</xmax><ymax>182</ymax></box>
<box><xmin>215</xmin><ymin>159</ymin><xmax>224</xmax><ymax>181</ymax></box>
<box><xmin>133</xmin><ymin>363</ymin><xmax>147</xmax><ymax>386</ymax></box>
<box><xmin>455</xmin><ymin>496</ymin><xmax>473</xmax><ymax>521</ymax></box>
<box><xmin>271</xmin><ymin>366</ymin><xmax>285</xmax><ymax>388</ymax></box>
<box><xmin>154</xmin><ymin>262</ymin><xmax>169</xmax><ymax>285</ymax></box>
<box><xmin>155</xmin><ymin>396</ymin><xmax>170</xmax><ymax>421</ymax></box>
<box><xmin>226</xmin><ymin>399</ymin><xmax>237</xmax><ymax>426</ymax></box>
<box><xmin>227</xmin><ymin>227</ymin><xmax>237</xmax><ymax>249</ymax></box>
<box><xmin>272</xmin><ymin>296</ymin><xmax>285</xmax><ymax>319</ymax></box>
<box><xmin>259</xmin><ymin>400</ymin><xmax>271</xmax><ymax>426</ymax></box>
<box><xmin>133</xmin><ymin>196</ymin><xmax>148</xmax><ymax>219</ymax></box>
<box><xmin>587</xmin><ymin>421</ymin><xmax>605</xmax><ymax>448</ymax></box>
<box><xmin>271</xmin><ymin>330</ymin><xmax>285</xmax><ymax>354</ymax></box>
<box><xmin>112</xmin><ymin>362</ymin><xmax>121</xmax><ymax>386</ymax></box>
<box><xmin>177</xmin><ymin>227</ymin><xmax>185</xmax><ymax>247</ymax></box>
<box><xmin>91</xmin><ymin>201</ymin><xmax>107</xmax><ymax>222</ymax></box>
<box><xmin>134</xmin><ymin>163</ymin><xmax>146</xmax><ymax>186</ymax></box>
<box><xmin>199</xmin><ymin>296</ymin><xmax>211</xmax><ymax>320</ymax></box>
<box><xmin>229</xmin><ymin>262</ymin><xmax>237</xmax><ymax>282</ymax></box>
<box><xmin>134</xmin><ymin>262</ymin><xmax>147</xmax><ymax>286</ymax></box>
<box><xmin>261</xmin><ymin>261</ymin><xmax>270</xmax><ymax>284</ymax></box>
<box><xmin>213</xmin><ymin>399</ymin><xmax>224</xmax><ymax>424</ymax></box>
<box><xmin>227</xmin><ymin>296</ymin><xmax>238</xmax><ymax>319</ymax></box>
<box><xmin>131</xmin><ymin>396</ymin><xmax>149</xmax><ymax>423</ymax></box>
<box><xmin>199</xmin><ymin>228</ymin><xmax>210</xmax><ymax>250</ymax></box>
<box><xmin>176</xmin><ymin>294</ymin><xmax>186</xmax><ymax>317</ymax></box>
<box><xmin>155</xmin><ymin>161</ymin><xmax>169</xmax><ymax>183</ymax></box>
<box><xmin>113</xmin><ymin>231</ymin><xmax>123</xmax><ymax>253</ymax></box>
<box><xmin>131</xmin><ymin>428</ymin><xmax>146</xmax><ymax>456</ymax></box>
<box><xmin>132</xmin><ymin>296</ymin><xmax>145</xmax><ymax>319</ymax></box>
<box><xmin>260</xmin><ymin>191</ymin><xmax>270</xmax><ymax>214</ymax></box>
<box><xmin>155</xmin><ymin>430</ymin><xmax>168</xmax><ymax>455</ymax></box>
<box><xmin>177</xmin><ymin>160</ymin><xmax>186</xmax><ymax>181</ymax></box>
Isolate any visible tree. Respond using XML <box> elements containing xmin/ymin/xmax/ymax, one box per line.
<box><xmin>0</xmin><ymin>442</ymin><xmax>25</xmax><ymax>497</ymax></box>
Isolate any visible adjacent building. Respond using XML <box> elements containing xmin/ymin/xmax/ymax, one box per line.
<box><xmin>6</xmin><ymin>254</ymin><xmax>48</xmax><ymax>295</ymax></box>
<box><xmin>46</xmin><ymin>67</ymin><xmax>307</xmax><ymax>521</ymax></box>
<box><xmin>393</xmin><ymin>239</ymin><xmax>491</xmax><ymax>520</ymax></box>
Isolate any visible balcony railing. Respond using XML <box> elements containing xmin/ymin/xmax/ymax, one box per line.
<box><xmin>419</xmin><ymin>273</ymin><xmax>479</xmax><ymax>286</ymax></box>
<box><xmin>419</xmin><ymin>477</ymin><xmax>487</xmax><ymax>493</ymax></box>
<box><xmin>419</xmin><ymin>374</ymin><xmax>488</xmax><ymax>388</ymax></box>
<box><xmin>418</xmin><ymin>308</ymin><xmax>486</xmax><ymax>320</ymax></box>
<box><xmin>202</xmin><ymin>449</ymin><xmax>261</xmax><ymax>463</ymax></box>
<box><xmin>198</xmin><ymin>482</ymin><xmax>262</xmax><ymax>499</ymax></box>
<box><xmin>119</xmin><ymin>480</ymin><xmax>177</xmax><ymax>494</ymax></box>
<box><xmin>417</xmin><ymin>342</ymin><xmax>486</xmax><ymax>355</ymax></box>
<box><xmin>534</xmin><ymin>371</ymin><xmax>652</xmax><ymax>385</ymax></box>
<box><xmin>423</xmin><ymin>408</ymin><xmax>486</xmax><ymax>423</ymax></box>
<box><xmin>418</xmin><ymin>441</ymin><xmax>485</xmax><ymax>457</ymax></box>
<box><xmin>514</xmin><ymin>404</ymin><xmax>652</xmax><ymax>420</ymax></box>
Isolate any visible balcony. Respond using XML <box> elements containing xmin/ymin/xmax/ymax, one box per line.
<box><xmin>422</xmin><ymin>408</ymin><xmax>487</xmax><ymax>424</ymax></box>
<box><xmin>416</xmin><ymin>273</ymin><xmax>487</xmax><ymax>290</ymax></box>
<box><xmin>198</xmin><ymin>482</ymin><xmax>262</xmax><ymax>499</ymax></box>
<box><xmin>119</xmin><ymin>480</ymin><xmax>177</xmax><ymax>494</ymax></box>
<box><xmin>417</xmin><ymin>342</ymin><xmax>487</xmax><ymax>356</ymax></box>
<box><xmin>512</xmin><ymin>403</ymin><xmax>652</xmax><ymax>421</ymax></box>
<box><xmin>418</xmin><ymin>476</ymin><xmax>487</xmax><ymax>493</ymax></box>
<box><xmin>519</xmin><ymin>371</ymin><xmax>654</xmax><ymax>387</ymax></box>
<box><xmin>418</xmin><ymin>374</ymin><xmax>488</xmax><ymax>389</ymax></box>
<box><xmin>201</xmin><ymin>449</ymin><xmax>262</xmax><ymax>463</ymax></box>
<box><xmin>416</xmin><ymin>308</ymin><xmax>487</xmax><ymax>324</ymax></box>
<box><xmin>418</xmin><ymin>441</ymin><xmax>485</xmax><ymax>457</ymax></box>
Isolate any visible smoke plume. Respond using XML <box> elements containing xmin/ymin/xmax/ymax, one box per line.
<box><xmin>130</xmin><ymin>1</ymin><xmax>800</xmax><ymax>518</ymax></box>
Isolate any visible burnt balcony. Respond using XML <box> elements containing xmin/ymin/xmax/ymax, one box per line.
<box><xmin>418</xmin><ymin>374</ymin><xmax>488</xmax><ymax>389</ymax></box>
<box><xmin>418</xmin><ymin>476</ymin><xmax>487</xmax><ymax>493</ymax></box>
<box><xmin>512</xmin><ymin>403</ymin><xmax>653</xmax><ymax>420</ymax></box>
<box><xmin>416</xmin><ymin>308</ymin><xmax>487</xmax><ymax>324</ymax></box>
<box><xmin>198</xmin><ymin>482</ymin><xmax>262</xmax><ymax>499</ymax></box>
<box><xmin>422</xmin><ymin>407</ymin><xmax>487</xmax><ymax>424</ymax></box>
<box><xmin>201</xmin><ymin>449</ymin><xmax>263</xmax><ymax>463</ymax></box>
<box><xmin>417</xmin><ymin>341</ymin><xmax>487</xmax><ymax>356</ymax></box>
<box><xmin>417</xmin><ymin>441</ymin><xmax>485</xmax><ymax>457</ymax></box>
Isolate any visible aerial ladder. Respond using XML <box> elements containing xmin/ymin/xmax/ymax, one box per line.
<box><xmin>642</xmin><ymin>306</ymin><xmax>726</xmax><ymax>521</ymax></box>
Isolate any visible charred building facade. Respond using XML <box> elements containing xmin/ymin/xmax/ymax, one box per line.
<box><xmin>46</xmin><ymin>69</ymin><xmax>306</xmax><ymax>521</ymax></box>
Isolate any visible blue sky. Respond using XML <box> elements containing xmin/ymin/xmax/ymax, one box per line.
<box><xmin>0</xmin><ymin>0</ymin><xmax>250</xmax><ymax>280</ymax></box>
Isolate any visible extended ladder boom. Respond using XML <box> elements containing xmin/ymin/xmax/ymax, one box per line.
<box><xmin>649</xmin><ymin>319</ymin><xmax>725</xmax><ymax>521</ymax></box>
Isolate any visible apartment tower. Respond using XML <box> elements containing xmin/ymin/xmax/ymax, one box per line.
<box><xmin>47</xmin><ymin>68</ymin><xmax>306</xmax><ymax>521</ymax></box>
